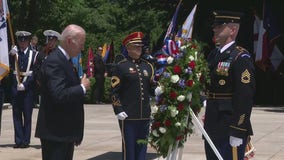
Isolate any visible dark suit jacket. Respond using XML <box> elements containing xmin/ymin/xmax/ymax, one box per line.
<box><xmin>35</xmin><ymin>47</ymin><xmax>85</xmax><ymax>143</ymax></box>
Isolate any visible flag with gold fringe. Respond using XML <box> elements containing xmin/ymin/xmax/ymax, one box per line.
<box><xmin>0</xmin><ymin>0</ymin><xmax>10</xmax><ymax>80</ymax></box>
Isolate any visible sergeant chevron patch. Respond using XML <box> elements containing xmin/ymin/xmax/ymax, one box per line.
<box><xmin>241</xmin><ymin>69</ymin><xmax>250</xmax><ymax>84</ymax></box>
<box><xmin>111</xmin><ymin>76</ymin><xmax>120</xmax><ymax>88</ymax></box>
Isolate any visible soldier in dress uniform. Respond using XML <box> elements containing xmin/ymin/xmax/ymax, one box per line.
<box><xmin>203</xmin><ymin>11</ymin><xmax>256</xmax><ymax>160</ymax></box>
<box><xmin>111</xmin><ymin>32</ymin><xmax>156</xmax><ymax>160</ymax></box>
<box><xmin>30</xmin><ymin>35</ymin><xmax>40</xmax><ymax>52</ymax></box>
<box><xmin>9</xmin><ymin>31</ymin><xmax>37</xmax><ymax>148</ymax></box>
<box><xmin>33</xmin><ymin>30</ymin><xmax>60</xmax><ymax>86</ymax></box>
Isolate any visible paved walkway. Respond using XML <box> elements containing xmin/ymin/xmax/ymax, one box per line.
<box><xmin>0</xmin><ymin>104</ymin><xmax>284</xmax><ymax>160</ymax></box>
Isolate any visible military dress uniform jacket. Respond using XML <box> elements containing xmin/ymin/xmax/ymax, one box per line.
<box><xmin>9</xmin><ymin>47</ymin><xmax>37</xmax><ymax>94</ymax></box>
<box><xmin>204</xmin><ymin>43</ymin><xmax>255</xmax><ymax>140</ymax></box>
<box><xmin>111</xmin><ymin>57</ymin><xmax>155</xmax><ymax>120</ymax></box>
<box><xmin>35</xmin><ymin>47</ymin><xmax>85</xmax><ymax>143</ymax></box>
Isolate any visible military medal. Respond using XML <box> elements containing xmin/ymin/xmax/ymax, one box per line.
<box><xmin>216</xmin><ymin>61</ymin><xmax>230</xmax><ymax>76</ymax></box>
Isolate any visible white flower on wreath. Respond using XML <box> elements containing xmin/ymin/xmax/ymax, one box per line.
<box><xmin>152</xmin><ymin>129</ymin><xmax>159</xmax><ymax>137</ymax></box>
<box><xmin>167</xmin><ymin>56</ymin><xmax>174</xmax><ymax>64</ymax></box>
<box><xmin>170</xmin><ymin>75</ymin><xmax>180</xmax><ymax>83</ymax></box>
<box><xmin>159</xmin><ymin>127</ymin><xmax>167</xmax><ymax>134</ymax></box>
<box><xmin>151</xmin><ymin>105</ymin><xmax>159</xmax><ymax>114</ymax></box>
<box><xmin>177</xmin><ymin>95</ymin><xmax>185</xmax><ymax>102</ymax></box>
<box><xmin>187</xmin><ymin>92</ymin><xmax>192</xmax><ymax>101</ymax></box>
<box><xmin>194</xmin><ymin>51</ymin><xmax>198</xmax><ymax>59</ymax></box>
<box><xmin>169</xmin><ymin>107</ymin><xmax>179</xmax><ymax>117</ymax></box>
<box><xmin>189</xmin><ymin>55</ymin><xmax>195</xmax><ymax>61</ymax></box>
<box><xmin>196</xmin><ymin>72</ymin><xmax>201</xmax><ymax>80</ymax></box>
<box><xmin>155</xmin><ymin>86</ymin><xmax>164</xmax><ymax>96</ymax></box>
<box><xmin>175</xmin><ymin>122</ymin><xmax>181</xmax><ymax>127</ymax></box>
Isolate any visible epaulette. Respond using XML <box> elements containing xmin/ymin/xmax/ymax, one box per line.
<box><xmin>236</xmin><ymin>46</ymin><xmax>248</xmax><ymax>53</ymax></box>
<box><xmin>234</xmin><ymin>46</ymin><xmax>250</xmax><ymax>60</ymax></box>
<box><xmin>117</xmin><ymin>58</ymin><xmax>127</xmax><ymax>64</ymax></box>
<box><xmin>141</xmin><ymin>58</ymin><xmax>151</xmax><ymax>64</ymax></box>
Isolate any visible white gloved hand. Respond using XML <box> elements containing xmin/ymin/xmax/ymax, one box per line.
<box><xmin>116</xmin><ymin>111</ymin><xmax>128</xmax><ymax>120</ymax></box>
<box><xmin>203</xmin><ymin>100</ymin><xmax>207</xmax><ymax>107</ymax></box>
<box><xmin>229</xmin><ymin>136</ymin><xmax>243</xmax><ymax>147</ymax></box>
<box><xmin>17</xmin><ymin>83</ymin><xmax>25</xmax><ymax>91</ymax></box>
<box><xmin>10</xmin><ymin>45</ymin><xmax>18</xmax><ymax>56</ymax></box>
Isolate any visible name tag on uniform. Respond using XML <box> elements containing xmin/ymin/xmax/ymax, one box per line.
<box><xmin>129</xmin><ymin>67</ymin><xmax>136</xmax><ymax>73</ymax></box>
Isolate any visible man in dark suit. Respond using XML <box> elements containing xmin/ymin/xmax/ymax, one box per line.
<box><xmin>111</xmin><ymin>32</ymin><xmax>156</xmax><ymax>160</ymax></box>
<box><xmin>35</xmin><ymin>24</ymin><xmax>90</xmax><ymax>160</ymax></box>
<box><xmin>93</xmin><ymin>46</ymin><xmax>107</xmax><ymax>104</ymax></box>
<box><xmin>204</xmin><ymin>11</ymin><xmax>255</xmax><ymax>160</ymax></box>
<box><xmin>9</xmin><ymin>31</ymin><xmax>37</xmax><ymax>148</ymax></box>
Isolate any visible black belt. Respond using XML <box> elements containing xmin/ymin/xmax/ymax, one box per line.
<box><xmin>206</xmin><ymin>92</ymin><xmax>233</xmax><ymax>99</ymax></box>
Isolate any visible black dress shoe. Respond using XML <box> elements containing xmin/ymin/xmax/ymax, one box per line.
<box><xmin>20</xmin><ymin>144</ymin><xmax>30</xmax><ymax>148</ymax></box>
<box><xmin>13</xmin><ymin>144</ymin><xmax>21</xmax><ymax>148</ymax></box>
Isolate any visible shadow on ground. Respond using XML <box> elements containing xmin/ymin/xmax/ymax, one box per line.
<box><xmin>86</xmin><ymin>151</ymin><xmax>160</xmax><ymax>160</ymax></box>
<box><xmin>0</xmin><ymin>144</ymin><xmax>41</xmax><ymax>149</ymax></box>
<box><xmin>254</xmin><ymin>106</ymin><xmax>284</xmax><ymax>113</ymax></box>
<box><xmin>264</xmin><ymin>107</ymin><xmax>284</xmax><ymax>113</ymax></box>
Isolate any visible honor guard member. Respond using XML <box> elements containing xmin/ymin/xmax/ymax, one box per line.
<box><xmin>204</xmin><ymin>11</ymin><xmax>255</xmax><ymax>160</ymax></box>
<box><xmin>111</xmin><ymin>32</ymin><xmax>156</xmax><ymax>160</ymax></box>
<box><xmin>9</xmin><ymin>31</ymin><xmax>37</xmax><ymax>148</ymax></box>
<box><xmin>34</xmin><ymin>30</ymin><xmax>60</xmax><ymax>85</ymax></box>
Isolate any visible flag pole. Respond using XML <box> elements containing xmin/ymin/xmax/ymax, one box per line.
<box><xmin>6</xmin><ymin>12</ymin><xmax>15</xmax><ymax>45</ymax></box>
<box><xmin>6</xmin><ymin>7</ymin><xmax>21</xmax><ymax>84</ymax></box>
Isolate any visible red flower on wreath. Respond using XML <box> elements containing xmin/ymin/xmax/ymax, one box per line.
<box><xmin>173</xmin><ymin>65</ymin><xmax>182</xmax><ymax>74</ymax></box>
<box><xmin>177</xmin><ymin>103</ymin><xmax>184</xmax><ymax>111</ymax></box>
<box><xmin>169</xmin><ymin>91</ymin><xmax>178</xmax><ymax>99</ymax></box>
<box><xmin>186</xmin><ymin>79</ymin><xmax>194</xmax><ymax>87</ymax></box>
<box><xmin>164</xmin><ymin>120</ymin><xmax>172</xmax><ymax>127</ymax></box>
<box><xmin>188</xmin><ymin>61</ymin><xmax>195</xmax><ymax>70</ymax></box>
<box><xmin>199</xmin><ymin>74</ymin><xmax>204</xmax><ymax>82</ymax></box>
<box><xmin>151</xmin><ymin>121</ymin><xmax>161</xmax><ymax>129</ymax></box>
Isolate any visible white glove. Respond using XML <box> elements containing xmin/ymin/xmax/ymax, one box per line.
<box><xmin>17</xmin><ymin>83</ymin><xmax>25</xmax><ymax>91</ymax></box>
<box><xmin>10</xmin><ymin>45</ymin><xmax>18</xmax><ymax>56</ymax></box>
<box><xmin>203</xmin><ymin>100</ymin><xmax>207</xmax><ymax>107</ymax></box>
<box><xmin>116</xmin><ymin>111</ymin><xmax>128</xmax><ymax>120</ymax></box>
<box><xmin>229</xmin><ymin>136</ymin><xmax>243</xmax><ymax>147</ymax></box>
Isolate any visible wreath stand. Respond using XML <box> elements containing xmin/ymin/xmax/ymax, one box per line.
<box><xmin>164</xmin><ymin>107</ymin><xmax>224</xmax><ymax>160</ymax></box>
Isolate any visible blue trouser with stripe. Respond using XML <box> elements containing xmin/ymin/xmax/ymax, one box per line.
<box><xmin>119</xmin><ymin>120</ymin><xmax>150</xmax><ymax>160</ymax></box>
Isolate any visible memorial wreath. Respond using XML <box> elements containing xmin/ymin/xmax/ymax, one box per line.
<box><xmin>148</xmin><ymin>40</ymin><xmax>210</xmax><ymax>158</ymax></box>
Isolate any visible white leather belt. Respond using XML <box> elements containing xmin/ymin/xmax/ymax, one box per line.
<box><xmin>13</xmin><ymin>71</ymin><xmax>33</xmax><ymax>76</ymax></box>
